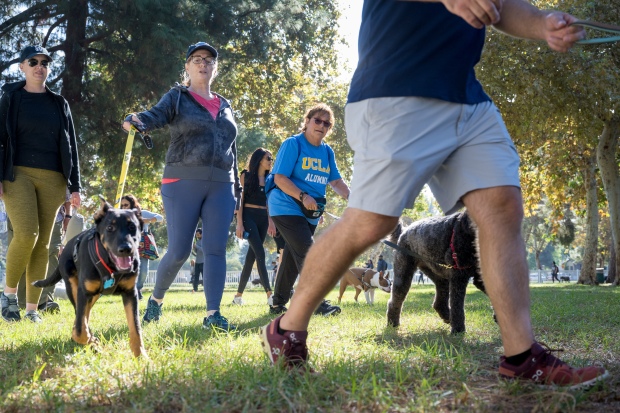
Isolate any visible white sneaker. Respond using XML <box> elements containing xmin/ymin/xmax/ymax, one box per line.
<box><xmin>232</xmin><ymin>296</ymin><xmax>244</xmax><ymax>305</ymax></box>
<box><xmin>267</xmin><ymin>295</ymin><xmax>273</xmax><ymax>306</ymax></box>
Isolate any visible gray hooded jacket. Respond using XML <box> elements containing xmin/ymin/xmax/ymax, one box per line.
<box><xmin>136</xmin><ymin>85</ymin><xmax>240</xmax><ymax>187</ymax></box>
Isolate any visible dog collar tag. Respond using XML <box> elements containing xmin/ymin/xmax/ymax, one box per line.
<box><xmin>103</xmin><ymin>278</ymin><xmax>115</xmax><ymax>289</ymax></box>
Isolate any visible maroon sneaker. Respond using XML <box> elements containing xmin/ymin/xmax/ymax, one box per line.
<box><xmin>259</xmin><ymin>315</ymin><xmax>308</xmax><ymax>369</ymax></box>
<box><xmin>499</xmin><ymin>342</ymin><xmax>609</xmax><ymax>390</ymax></box>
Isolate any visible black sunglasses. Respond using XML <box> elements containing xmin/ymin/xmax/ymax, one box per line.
<box><xmin>266</xmin><ymin>156</ymin><xmax>273</xmax><ymax>161</ymax></box>
<box><xmin>27</xmin><ymin>59</ymin><xmax>49</xmax><ymax>68</ymax></box>
<box><xmin>312</xmin><ymin>118</ymin><xmax>332</xmax><ymax>128</ymax></box>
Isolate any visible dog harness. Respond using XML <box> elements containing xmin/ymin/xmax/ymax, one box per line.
<box><xmin>73</xmin><ymin>228</ymin><xmax>138</xmax><ymax>295</ymax></box>
<box><xmin>349</xmin><ymin>269</ymin><xmax>374</xmax><ymax>291</ymax></box>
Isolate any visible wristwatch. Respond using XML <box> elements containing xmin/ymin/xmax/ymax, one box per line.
<box><xmin>299</xmin><ymin>191</ymin><xmax>307</xmax><ymax>202</ymax></box>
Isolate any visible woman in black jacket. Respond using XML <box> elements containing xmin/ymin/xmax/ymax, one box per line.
<box><xmin>0</xmin><ymin>45</ymin><xmax>82</xmax><ymax>324</ymax></box>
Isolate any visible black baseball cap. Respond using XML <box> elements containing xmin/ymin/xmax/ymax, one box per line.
<box><xmin>19</xmin><ymin>45</ymin><xmax>53</xmax><ymax>62</ymax></box>
<box><xmin>186</xmin><ymin>42</ymin><xmax>218</xmax><ymax>60</ymax></box>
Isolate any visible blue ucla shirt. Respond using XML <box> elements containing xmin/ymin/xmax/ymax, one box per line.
<box><xmin>268</xmin><ymin>133</ymin><xmax>341</xmax><ymax>225</ymax></box>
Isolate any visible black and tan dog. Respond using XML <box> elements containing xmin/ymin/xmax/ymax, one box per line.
<box><xmin>34</xmin><ymin>197</ymin><xmax>147</xmax><ymax>357</ymax></box>
<box><xmin>386</xmin><ymin>211</ymin><xmax>489</xmax><ymax>334</ymax></box>
<box><xmin>338</xmin><ymin>268</ymin><xmax>392</xmax><ymax>304</ymax></box>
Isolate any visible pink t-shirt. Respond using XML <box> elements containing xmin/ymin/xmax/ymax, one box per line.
<box><xmin>189</xmin><ymin>91</ymin><xmax>220</xmax><ymax>119</ymax></box>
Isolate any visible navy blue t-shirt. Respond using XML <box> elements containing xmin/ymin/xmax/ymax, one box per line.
<box><xmin>348</xmin><ymin>1</ymin><xmax>491</xmax><ymax>105</ymax></box>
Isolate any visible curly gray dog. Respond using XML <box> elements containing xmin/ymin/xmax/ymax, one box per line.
<box><xmin>386</xmin><ymin>211</ymin><xmax>489</xmax><ymax>334</ymax></box>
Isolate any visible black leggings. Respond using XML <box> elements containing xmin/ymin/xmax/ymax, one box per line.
<box><xmin>237</xmin><ymin>207</ymin><xmax>272</xmax><ymax>294</ymax></box>
<box><xmin>192</xmin><ymin>263</ymin><xmax>204</xmax><ymax>292</ymax></box>
<box><xmin>271</xmin><ymin>215</ymin><xmax>317</xmax><ymax>306</ymax></box>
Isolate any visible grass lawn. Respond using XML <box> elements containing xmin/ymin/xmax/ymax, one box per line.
<box><xmin>1</xmin><ymin>283</ymin><xmax>618</xmax><ymax>412</ymax></box>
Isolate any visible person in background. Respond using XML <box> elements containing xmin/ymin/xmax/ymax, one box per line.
<box><xmin>266</xmin><ymin>103</ymin><xmax>350</xmax><ymax>316</ymax></box>
<box><xmin>259</xmin><ymin>1</ymin><xmax>608</xmax><ymax>389</ymax></box>
<box><xmin>376</xmin><ymin>254</ymin><xmax>388</xmax><ymax>275</ymax></box>
<box><xmin>365</xmin><ymin>259</ymin><xmax>374</xmax><ymax>270</ymax></box>
<box><xmin>120</xmin><ymin>194</ymin><xmax>163</xmax><ymax>300</ymax></box>
<box><xmin>551</xmin><ymin>261</ymin><xmax>560</xmax><ymax>283</ymax></box>
<box><xmin>123</xmin><ymin>41</ymin><xmax>240</xmax><ymax>331</ymax></box>
<box><xmin>191</xmin><ymin>228</ymin><xmax>204</xmax><ymax>293</ymax></box>
<box><xmin>1</xmin><ymin>45</ymin><xmax>81</xmax><ymax>324</ymax></box>
<box><xmin>233</xmin><ymin>148</ymin><xmax>275</xmax><ymax>305</ymax></box>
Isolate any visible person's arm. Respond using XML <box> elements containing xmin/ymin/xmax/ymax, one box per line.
<box><xmin>122</xmin><ymin>89</ymin><xmax>177</xmax><ymax>132</ymax></box>
<box><xmin>492</xmin><ymin>0</ymin><xmax>585</xmax><ymax>52</ymax></box>
<box><xmin>0</xmin><ymin>94</ymin><xmax>9</xmax><ymax>197</ymax></box>
<box><xmin>140</xmin><ymin>210</ymin><xmax>163</xmax><ymax>224</ymax></box>
<box><xmin>274</xmin><ymin>174</ymin><xmax>304</xmax><ymax>202</ymax></box>
<box><xmin>402</xmin><ymin>0</ymin><xmax>502</xmax><ymax>29</ymax></box>
<box><xmin>65</xmin><ymin>101</ymin><xmax>82</xmax><ymax>206</ymax></box>
<box><xmin>62</xmin><ymin>195</ymin><xmax>73</xmax><ymax>232</ymax></box>
<box><xmin>329</xmin><ymin>178</ymin><xmax>350</xmax><ymax>201</ymax></box>
<box><xmin>235</xmin><ymin>172</ymin><xmax>246</xmax><ymax>239</ymax></box>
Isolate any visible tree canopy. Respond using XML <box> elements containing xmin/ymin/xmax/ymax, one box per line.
<box><xmin>0</xmin><ymin>0</ymin><xmax>349</xmax><ymax>249</ymax></box>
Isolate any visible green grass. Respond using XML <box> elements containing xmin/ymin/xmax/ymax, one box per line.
<box><xmin>1</xmin><ymin>284</ymin><xmax>618</xmax><ymax>412</ymax></box>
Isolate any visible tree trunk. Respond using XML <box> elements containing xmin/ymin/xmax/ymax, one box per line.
<box><xmin>608</xmin><ymin>241</ymin><xmax>616</xmax><ymax>284</ymax></box>
<box><xmin>579</xmin><ymin>154</ymin><xmax>598</xmax><ymax>285</ymax></box>
<box><xmin>596</xmin><ymin>115</ymin><xmax>620</xmax><ymax>286</ymax></box>
<box><xmin>61</xmin><ymin>0</ymin><xmax>88</xmax><ymax>106</ymax></box>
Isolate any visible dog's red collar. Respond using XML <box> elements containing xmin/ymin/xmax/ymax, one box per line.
<box><xmin>94</xmin><ymin>237</ymin><xmax>116</xmax><ymax>276</ymax></box>
<box><xmin>449</xmin><ymin>227</ymin><xmax>471</xmax><ymax>271</ymax></box>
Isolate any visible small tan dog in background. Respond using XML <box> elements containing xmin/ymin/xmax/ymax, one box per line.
<box><xmin>338</xmin><ymin>267</ymin><xmax>392</xmax><ymax>304</ymax></box>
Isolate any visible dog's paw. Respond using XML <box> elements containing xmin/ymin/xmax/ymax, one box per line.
<box><xmin>132</xmin><ymin>347</ymin><xmax>149</xmax><ymax>359</ymax></box>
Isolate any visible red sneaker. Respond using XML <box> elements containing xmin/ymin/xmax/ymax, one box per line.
<box><xmin>259</xmin><ymin>315</ymin><xmax>308</xmax><ymax>369</ymax></box>
<box><xmin>499</xmin><ymin>342</ymin><xmax>609</xmax><ymax>390</ymax></box>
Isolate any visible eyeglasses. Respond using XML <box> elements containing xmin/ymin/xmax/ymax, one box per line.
<box><xmin>120</xmin><ymin>203</ymin><xmax>130</xmax><ymax>208</ymax></box>
<box><xmin>266</xmin><ymin>156</ymin><xmax>273</xmax><ymax>161</ymax></box>
<box><xmin>312</xmin><ymin>118</ymin><xmax>332</xmax><ymax>128</ymax></box>
<box><xmin>27</xmin><ymin>59</ymin><xmax>49</xmax><ymax>68</ymax></box>
<box><xmin>189</xmin><ymin>56</ymin><xmax>216</xmax><ymax>65</ymax></box>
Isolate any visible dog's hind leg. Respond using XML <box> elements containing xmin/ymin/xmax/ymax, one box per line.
<box><xmin>338</xmin><ymin>279</ymin><xmax>347</xmax><ymax>304</ymax></box>
<box><xmin>448</xmin><ymin>278</ymin><xmax>468</xmax><ymax>334</ymax></box>
<box><xmin>122</xmin><ymin>289</ymin><xmax>147</xmax><ymax>358</ymax></box>
<box><xmin>354</xmin><ymin>286</ymin><xmax>362</xmax><ymax>303</ymax></box>
<box><xmin>387</xmin><ymin>254</ymin><xmax>416</xmax><ymax>327</ymax></box>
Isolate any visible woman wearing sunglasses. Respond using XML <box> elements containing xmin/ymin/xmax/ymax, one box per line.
<box><xmin>122</xmin><ymin>42</ymin><xmax>240</xmax><ymax>332</ymax></box>
<box><xmin>0</xmin><ymin>45</ymin><xmax>82</xmax><ymax>324</ymax></box>
<box><xmin>267</xmin><ymin>103</ymin><xmax>350</xmax><ymax>316</ymax></box>
<box><xmin>233</xmin><ymin>148</ymin><xmax>275</xmax><ymax>305</ymax></box>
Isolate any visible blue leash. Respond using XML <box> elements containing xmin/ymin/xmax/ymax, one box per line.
<box><xmin>571</xmin><ymin>20</ymin><xmax>620</xmax><ymax>44</ymax></box>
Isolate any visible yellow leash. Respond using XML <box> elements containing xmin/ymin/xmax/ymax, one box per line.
<box><xmin>114</xmin><ymin>126</ymin><xmax>136</xmax><ymax>208</ymax></box>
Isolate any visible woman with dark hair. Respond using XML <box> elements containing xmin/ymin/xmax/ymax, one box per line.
<box><xmin>120</xmin><ymin>194</ymin><xmax>163</xmax><ymax>300</ymax></box>
<box><xmin>233</xmin><ymin>147</ymin><xmax>275</xmax><ymax>305</ymax></box>
<box><xmin>122</xmin><ymin>41</ymin><xmax>240</xmax><ymax>331</ymax></box>
<box><xmin>1</xmin><ymin>45</ymin><xmax>82</xmax><ymax>324</ymax></box>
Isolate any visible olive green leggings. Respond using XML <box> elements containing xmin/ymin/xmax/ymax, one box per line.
<box><xmin>3</xmin><ymin>166</ymin><xmax>66</xmax><ymax>304</ymax></box>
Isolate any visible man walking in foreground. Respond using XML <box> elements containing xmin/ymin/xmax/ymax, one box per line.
<box><xmin>260</xmin><ymin>0</ymin><xmax>609</xmax><ymax>389</ymax></box>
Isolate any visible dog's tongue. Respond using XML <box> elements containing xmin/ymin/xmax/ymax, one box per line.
<box><xmin>111</xmin><ymin>253</ymin><xmax>133</xmax><ymax>271</ymax></box>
